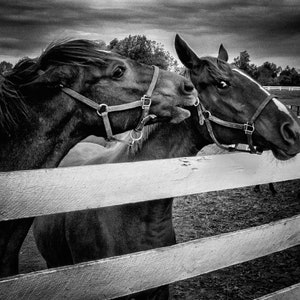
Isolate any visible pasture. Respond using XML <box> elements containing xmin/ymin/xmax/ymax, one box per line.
<box><xmin>14</xmin><ymin>89</ymin><xmax>300</xmax><ymax>298</ymax></box>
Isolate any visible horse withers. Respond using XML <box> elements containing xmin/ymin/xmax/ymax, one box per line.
<box><xmin>0</xmin><ymin>39</ymin><xmax>197</xmax><ymax>278</ymax></box>
<box><xmin>34</xmin><ymin>35</ymin><xmax>300</xmax><ymax>299</ymax></box>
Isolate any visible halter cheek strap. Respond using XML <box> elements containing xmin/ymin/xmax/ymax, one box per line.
<box><xmin>197</xmin><ymin>94</ymin><xmax>276</xmax><ymax>154</ymax></box>
<box><xmin>60</xmin><ymin>65</ymin><xmax>160</xmax><ymax>146</ymax></box>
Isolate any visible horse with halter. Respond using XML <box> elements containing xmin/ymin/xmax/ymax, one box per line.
<box><xmin>34</xmin><ymin>35</ymin><xmax>300</xmax><ymax>299</ymax></box>
<box><xmin>0</xmin><ymin>38</ymin><xmax>197</xmax><ymax>278</ymax></box>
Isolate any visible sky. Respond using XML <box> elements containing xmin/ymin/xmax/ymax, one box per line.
<box><xmin>0</xmin><ymin>0</ymin><xmax>299</xmax><ymax>69</ymax></box>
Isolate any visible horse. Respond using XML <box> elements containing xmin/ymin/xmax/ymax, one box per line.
<box><xmin>0</xmin><ymin>38</ymin><xmax>198</xmax><ymax>278</ymax></box>
<box><xmin>34</xmin><ymin>35</ymin><xmax>300</xmax><ymax>300</ymax></box>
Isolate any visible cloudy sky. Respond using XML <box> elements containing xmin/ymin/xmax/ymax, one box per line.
<box><xmin>0</xmin><ymin>0</ymin><xmax>299</xmax><ymax>69</ymax></box>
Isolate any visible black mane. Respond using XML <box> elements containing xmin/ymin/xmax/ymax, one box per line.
<box><xmin>0</xmin><ymin>39</ymin><xmax>109</xmax><ymax>139</ymax></box>
<box><xmin>198</xmin><ymin>56</ymin><xmax>232</xmax><ymax>84</ymax></box>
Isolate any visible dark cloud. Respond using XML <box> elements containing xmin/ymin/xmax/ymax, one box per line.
<box><xmin>0</xmin><ymin>0</ymin><xmax>299</xmax><ymax>68</ymax></box>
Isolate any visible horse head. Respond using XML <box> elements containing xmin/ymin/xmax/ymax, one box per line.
<box><xmin>1</xmin><ymin>39</ymin><xmax>197</xmax><ymax>142</ymax></box>
<box><xmin>175</xmin><ymin>34</ymin><xmax>300</xmax><ymax>160</ymax></box>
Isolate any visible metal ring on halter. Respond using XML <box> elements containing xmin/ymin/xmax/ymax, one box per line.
<box><xmin>130</xmin><ymin>129</ymin><xmax>144</xmax><ymax>142</ymax></box>
<box><xmin>194</xmin><ymin>97</ymin><xmax>200</xmax><ymax>107</ymax></box>
<box><xmin>203</xmin><ymin>110</ymin><xmax>212</xmax><ymax>119</ymax></box>
<box><xmin>97</xmin><ymin>104</ymin><xmax>108</xmax><ymax>117</ymax></box>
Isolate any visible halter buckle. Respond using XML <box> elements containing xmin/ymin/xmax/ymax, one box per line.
<box><xmin>97</xmin><ymin>104</ymin><xmax>108</xmax><ymax>117</ymax></box>
<box><xmin>141</xmin><ymin>95</ymin><xmax>151</xmax><ymax>109</ymax></box>
<box><xmin>244</xmin><ymin>122</ymin><xmax>255</xmax><ymax>135</ymax></box>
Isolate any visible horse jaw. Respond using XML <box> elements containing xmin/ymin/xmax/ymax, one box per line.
<box><xmin>170</xmin><ymin>107</ymin><xmax>191</xmax><ymax>124</ymax></box>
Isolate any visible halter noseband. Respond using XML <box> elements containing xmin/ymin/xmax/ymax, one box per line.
<box><xmin>196</xmin><ymin>93</ymin><xmax>275</xmax><ymax>154</ymax></box>
<box><xmin>60</xmin><ymin>65</ymin><xmax>160</xmax><ymax>146</ymax></box>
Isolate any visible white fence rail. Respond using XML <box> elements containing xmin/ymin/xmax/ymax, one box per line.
<box><xmin>1</xmin><ymin>152</ymin><xmax>300</xmax><ymax>221</ymax></box>
<box><xmin>264</xmin><ymin>86</ymin><xmax>300</xmax><ymax>91</ymax></box>
<box><xmin>1</xmin><ymin>152</ymin><xmax>300</xmax><ymax>299</ymax></box>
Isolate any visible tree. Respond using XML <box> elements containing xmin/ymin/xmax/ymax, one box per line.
<box><xmin>108</xmin><ymin>35</ymin><xmax>178</xmax><ymax>71</ymax></box>
<box><xmin>0</xmin><ymin>61</ymin><xmax>13</xmax><ymax>75</ymax></box>
<box><xmin>233</xmin><ymin>50</ymin><xmax>258</xmax><ymax>79</ymax></box>
<box><xmin>256</xmin><ymin>62</ymin><xmax>281</xmax><ymax>85</ymax></box>
<box><xmin>278</xmin><ymin>66</ymin><xmax>300</xmax><ymax>86</ymax></box>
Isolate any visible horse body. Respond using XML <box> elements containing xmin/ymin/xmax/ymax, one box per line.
<box><xmin>34</xmin><ymin>36</ymin><xmax>300</xmax><ymax>299</ymax></box>
<box><xmin>0</xmin><ymin>39</ymin><xmax>197</xmax><ymax>277</ymax></box>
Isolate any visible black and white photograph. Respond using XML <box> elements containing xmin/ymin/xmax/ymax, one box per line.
<box><xmin>1</xmin><ymin>1</ymin><xmax>299</xmax><ymax>299</ymax></box>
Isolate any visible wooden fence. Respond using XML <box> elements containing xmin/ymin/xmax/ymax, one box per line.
<box><xmin>280</xmin><ymin>98</ymin><xmax>300</xmax><ymax>117</ymax></box>
<box><xmin>0</xmin><ymin>151</ymin><xmax>300</xmax><ymax>299</ymax></box>
<box><xmin>264</xmin><ymin>86</ymin><xmax>300</xmax><ymax>91</ymax></box>
<box><xmin>262</xmin><ymin>86</ymin><xmax>300</xmax><ymax>116</ymax></box>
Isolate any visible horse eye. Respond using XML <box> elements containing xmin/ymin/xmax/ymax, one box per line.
<box><xmin>217</xmin><ymin>80</ymin><xmax>230</xmax><ymax>89</ymax></box>
<box><xmin>112</xmin><ymin>66</ymin><xmax>126</xmax><ymax>79</ymax></box>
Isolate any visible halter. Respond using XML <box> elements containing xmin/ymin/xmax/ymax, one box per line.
<box><xmin>196</xmin><ymin>94</ymin><xmax>275</xmax><ymax>154</ymax></box>
<box><xmin>59</xmin><ymin>65</ymin><xmax>160</xmax><ymax>146</ymax></box>
<box><xmin>185</xmin><ymin>69</ymin><xmax>275</xmax><ymax>154</ymax></box>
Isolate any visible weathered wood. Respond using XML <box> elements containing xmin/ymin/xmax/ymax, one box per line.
<box><xmin>1</xmin><ymin>151</ymin><xmax>300</xmax><ymax>220</ymax></box>
<box><xmin>1</xmin><ymin>215</ymin><xmax>300</xmax><ymax>299</ymax></box>
<box><xmin>255</xmin><ymin>283</ymin><xmax>300</xmax><ymax>300</ymax></box>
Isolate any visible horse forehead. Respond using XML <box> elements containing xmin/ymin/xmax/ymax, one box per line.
<box><xmin>232</xmin><ymin>68</ymin><xmax>295</xmax><ymax>119</ymax></box>
<box><xmin>95</xmin><ymin>50</ymin><xmax>127</xmax><ymax>65</ymax></box>
<box><xmin>232</xmin><ymin>68</ymin><xmax>270</xmax><ymax>95</ymax></box>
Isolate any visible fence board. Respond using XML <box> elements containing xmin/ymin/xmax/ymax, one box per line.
<box><xmin>1</xmin><ymin>215</ymin><xmax>300</xmax><ymax>299</ymax></box>
<box><xmin>255</xmin><ymin>283</ymin><xmax>300</xmax><ymax>300</ymax></box>
<box><xmin>1</xmin><ymin>151</ymin><xmax>300</xmax><ymax>220</ymax></box>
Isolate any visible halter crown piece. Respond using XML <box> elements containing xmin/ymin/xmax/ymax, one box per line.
<box><xmin>185</xmin><ymin>69</ymin><xmax>275</xmax><ymax>154</ymax></box>
<box><xmin>58</xmin><ymin>65</ymin><xmax>160</xmax><ymax>146</ymax></box>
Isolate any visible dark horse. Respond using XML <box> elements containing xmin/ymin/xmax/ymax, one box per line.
<box><xmin>0</xmin><ymin>38</ymin><xmax>198</xmax><ymax>278</ymax></box>
<box><xmin>34</xmin><ymin>35</ymin><xmax>300</xmax><ymax>299</ymax></box>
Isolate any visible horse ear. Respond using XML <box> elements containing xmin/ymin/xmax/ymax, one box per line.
<box><xmin>218</xmin><ymin>44</ymin><xmax>228</xmax><ymax>62</ymax></box>
<box><xmin>175</xmin><ymin>34</ymin><xmax>200</xmax><ymax>69</ymax></box>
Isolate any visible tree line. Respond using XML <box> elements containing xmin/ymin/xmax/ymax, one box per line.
<box><xmin>233</xmin><ymin>50</ymin><xmax>300</xmax><ymax>86</ymax></box>
<box><xmin>1</xmin><ymin>35</ymin><xmax>299</xmax><ymax>86</ymax></box>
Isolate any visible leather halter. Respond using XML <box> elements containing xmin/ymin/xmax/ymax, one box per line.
<box><xmin>196</xmin><ymin>94</ymin><xmax>275</xmax><ymax>154</ymax></box>
<box><xmin>60</xmin><ymin>65</ymin><xmax>160</xmax><ymax>146</ymax></box>
<box><xmin>185</xmin><ymin>69</ymin><xmax>275</xmax><ymax>154</ymax></box>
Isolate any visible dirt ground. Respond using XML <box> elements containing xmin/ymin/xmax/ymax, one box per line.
<box><xmin>19</xmin><ymin>179</ymin><xmax>300</xmax><ymax>300</ymax></box>
<box><xmin>170</xmin><ymin>179</ymin><xmax>300</xmax><ymax>300</ymax></box>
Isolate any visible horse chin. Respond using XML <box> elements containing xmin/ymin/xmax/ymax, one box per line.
<box><xmin>170</xmin><ymin>107</ymin><xmax>191</xmax><ymax>124</ymax></box>
<box><xmin>271</xmin><ymin>148</ymin><xmax>297</xmax><ymax>161</ymax></box>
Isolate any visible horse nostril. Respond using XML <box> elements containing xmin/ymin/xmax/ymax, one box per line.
<box><xmin>181</xmin><ymin>80</ymin><xmax>195</xmax><ymax>94</ymax></box>
<box><xmin>280</xmin><ymin>122</ymin><xmax>297</xmax><ymax>145</ymax></box>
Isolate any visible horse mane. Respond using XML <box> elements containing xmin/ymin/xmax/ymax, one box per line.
<box><xmin>198</xmin><ymin>56</ymin><xmax>232</xmax><ymax>84</ymax></box>
<box><xmin>0</xmin><ymin>58</ymin><xmax>34</xmax><ymax>139</ymax></box>
<box><xmin>0</xmin><ymin>39</ymin><xmax>109</xmax><ymax>139</ymax></box>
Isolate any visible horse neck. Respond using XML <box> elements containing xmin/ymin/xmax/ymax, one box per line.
<box><xmin>0</xmin><ymin>105</ymin><xmax>85</xmax><ymax>171</ymax></box>
<box><xmin>129</xmin><ymin>117</ymin><xmax>210</xmax><ymax>161</ymax></box>
<box><xmin>97</xmin><ymin>117</ymin><xmax>211</xmax><ymax>230</ymax></box>
<box><xmin>113</xmin><ymin>118</ymin><xmax>211</xmax><ymax>246</ymax></box>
